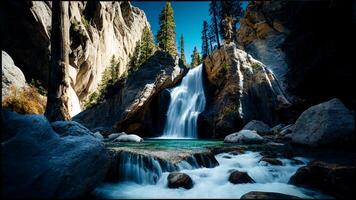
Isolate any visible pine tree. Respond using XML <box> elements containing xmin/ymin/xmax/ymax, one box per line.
<box><xmin>156</xmin><ymin>2</ymin><xmax>177</xmax><ymax>56</ymax></box>
<box><xmin>191</xmin><ymin>46</ymin><xmax>201</xmax><ymax>67</ymax></box>
<box><xmin>139</xmin><ymin>26</ymin><xmax>155</xmax><ymax>65</ymax></box>
<box><xmin>129</xmin><ymin>40</ymin><xmax>141</xmax><ymax>71</ymax></box>
<box><xmin>208</xmin><ymin>24</ymin><xmax>216</xmax><ymax>52</ymax></box>
<box><xmin>219</xmin><ymin>1</ymin><xmax>243</xmax><ymax>42</ymax></box>
<box><xmin>209</xmin><ymin>0</ymin><xmax>221</xmax><ymax>49</ymax></box>
<box><xmin>201</xmin><ymin>20</ymin><xmax>210</xmax><ymax>58</ymax></box>
<box><xmin>179</xmin><ymin>34</ymin><xmax>186</xmax><ymax>65</ymax></box>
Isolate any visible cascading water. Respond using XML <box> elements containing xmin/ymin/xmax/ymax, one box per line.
<box><xmin>161</xmin><ymin>64</ymin><xmax>206</xmax><ymax>138</ymax></box>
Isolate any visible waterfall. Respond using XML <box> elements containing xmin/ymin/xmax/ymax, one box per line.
<box><xmin>161</xmin><ymin>64</ymin><xmax>206</xmax><ymax>138</ymax></box>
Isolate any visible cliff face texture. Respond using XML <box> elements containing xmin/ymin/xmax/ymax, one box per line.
<box><xmin>199</xmin><ymin>43</ymin><xmax>290</xmax><ymax>138</ymax></box>
<box><xmin>1</xmin><ymin>1</ymin><xmax>149</xmax><ymax>116</ymax></box>
<box><xmin>74</xmin><ymin>51</ymin><xmax>187</xmax><ymax>136</ymax></box>
<box><xmin>237</xmin><ymin>1</ymin><xmax>355</xmax><ymax>112</ymax></box>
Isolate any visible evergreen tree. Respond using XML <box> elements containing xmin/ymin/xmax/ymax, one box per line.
<box><xmin>209</xmin><ymin>0</ymin><xmax>221</xmax><ymax>49</ymax></box>
<box><xmin>219</xmin><ymin>1</ymin><xmax>244</xmax><ymax>42</ymax></box>
<box><xmin>179</xmin><ymin>34</ymin><xmax>186</xmax><ymax>65</ymax></box>
<box><xmin>208</xmin><ymin>23</ymin><xmax>216</xmax><ymax>52</ymax></box>
<box><xmin>156</xmin><ymin>2</ymin><xmax>177</xmax><ymax>56</ymax></box>
<box><xmin>139</xmin><ymin>26</ymin><xmax>155</xmax><ymax>65</ymax></box>
<box><xmin>201</xmin><ymin>20</ymin><xmax>210</xmax><ymax>58</ymax></box>
<box><xmin>191</xmin><ymin>46</ymin><xmax>201</xmax><ymax>67</ymax></box>
<box><xmin>129</xmin><ymin>40</ymin><xmax>141</xmax><ymax>71</ymax></box>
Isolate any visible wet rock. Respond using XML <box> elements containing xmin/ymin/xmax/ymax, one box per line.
<box><xmin>224</xmin><ymin>130</ymin><xmax>264</xmax><ymax>144</ymax></box>
<box><xmin>228</xmin><ymin>170</ymin><xmax>255</xmax><ymax>184</ymax></box>
<box><xmin>113</xmin><ymin>134</ymin><xmax>143</xmax><ymax>143</ymax></box>
<box><xmin>271</xmin><ymin>124</ymin><xmax>285</xmax><ymax>134</ymax></box>
<box><xmin>243</xmin><ymin>120</ymin><xmax>271</xmax><ymax>135</ymax></box>
<box><xmin>241</xmin><ymin>191</ymin><xmax>300</xmax><ymax>199</ymax></box>
<box><xmin>289</xmin><ymin>160</ymin><xmax>356</xmax><ymax>199</ymax></box>
<box><xmin>167</xmin><ymin>172</ymin><xmax>193</xmax><ymax>189</ymax></box>
<box><xmin>259</xmin><ymin>157</ymin><xmax>282</xmax><ymax>166</ymax></box>
<box><xmin>105</xmin><ymin>132</ymin><xmax>127</xmax><ymax>142</ymax></box>
<box><xmin>291</xmin><ymin>98</ymin><xmax>355</xmax><ymax>147</ymax></box>
<box><xmin>1</xmin><ymin>110</ymin><xmax>110</xmax><ymax>198</ymax></box>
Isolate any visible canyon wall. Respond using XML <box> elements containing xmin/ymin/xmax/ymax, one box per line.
<box><xmin>1</xmin><ymin>1</ymin><xmax>149</xmax><ymax>116</ymax></box>
<box><xmin>237</xmin><ymin>0</ymin><xmax>355</xmax><ymax>113</ymax></box>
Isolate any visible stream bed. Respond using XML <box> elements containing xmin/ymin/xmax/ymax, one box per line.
<box><xmin>93</xmin><ymin>139</ymin><xmax>331</xmax><ymax>199</ymax></box>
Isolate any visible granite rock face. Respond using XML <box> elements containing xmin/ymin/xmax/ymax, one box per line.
<box><xmin>74</xmin><ymin>51</ymin><xmax>187</xmax><ymax>137</ymax></box>
<box><xmin>1</xmin><ymin>1</ymin><xmax>150</xmax><ymax>116</ymax></box>
<box><xmin>237</xmin><ymin>1</ymin><xmax>355</xmax><ymax>112</ymax></box>
<box><xmin>200</xmin><ymin>43</ymin><xmax>290</xmax><ymax>138</ymax></box>
<box><xmin>1</xmin><ymin>51</ymin><xmax>28</xmax><ymax>97</ymax></box>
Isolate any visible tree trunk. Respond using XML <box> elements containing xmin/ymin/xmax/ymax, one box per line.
<box><xmin>213</xmin><ymin>5</ymin><xmax>221</xmax><ymax>49</ymax></box>
<box><xmin>45</xmin><ymin>1</ymin><xmax>70</xmax><ymax>121</ymax></box>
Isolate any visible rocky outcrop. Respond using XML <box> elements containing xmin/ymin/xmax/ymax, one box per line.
<box><xmin>74</xmin><ymin>51</ymin><xmax>187</xmax><ymax>137</ymax></box>
<box><xmin>1</xmin><ymin>51</ymin><xmax>28</xmax><ymax>97</ymax></box>
<box><xmin>1</xmin><ymin>110</ymin><xmax>110</xmax><ymax>198</ymax></box>
<box><xmin>289</xmin><ymin>160</ymin><xmax>356</xmax><ymax>199</ymax></box>
<box><xmin>291</xmin><ymin>98</ymin><xmax>355</xmax><ymax>147</ymax></box>
<box><xmin>237</xmin><ymin>1</ymin><xmax>355</xmax><ymax>113</ymax></box>
<box><xmin>242</xmin><ymin>120</ymin><xmax>271</xmax><ymax>135</ymax></box>
<box><xmin>241</xmin><ymin>191</ymin><xmax>300</xmax><ymax>199</ymax></box>
<box><xmin>224</xmin><ymin>130</ymin><xmax>264</xmax><ymax>144</ymax></box>
<box><xmin>1</xmin><ymin>1</ymin><xmax>150</xmax><ymax>116</ymax></box>
<box><xmin>200</xmin><ymin>43</ymin><xmax>290</xmax><ymax>137</ymax></box>
<box><xmin>228</xmin><ymin>170</ymin><xmax>255</xmax><ymax>184</ymax></box>
<box><xmin>167</xmin><ymin>172</ymin><xmax>193</xmax><ymax>189</ymax></box>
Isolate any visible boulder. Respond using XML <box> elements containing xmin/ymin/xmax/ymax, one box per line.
<box><xmin>224</xmin><ymin>130</ymin><xmax>264</xmax><ymax>144</ymax></box>
<box><xmin>289</xmin><ymin>160</ymin><xmax>356</xmax><ymax>199</ymax></box>
<box><xmin>259</xmin><ymin>157</ymin><xmax>283</xmax><ymax>166</ymax></box>
<box><xmin>279</xmin><ymin>124</ymin><xmax>293</xmax><ymax>136</ymax></box>
<box><xmin>105</xmin><ymin>132</ymin><xmax>127</xmax><ymax>142</ymax></box>
<box><xmin>91</xmin><ymin>127</ymin><xmax>115</xmax><ymax>137</ymax></box>
<box><xmin>113</xmin><ymin>134</ymin><xmax>143</xmax><ymax>142</ymax></box>
<box><xmin>51</xmin><ymin>121</ymin><xmax>96</xmax><ymax>138</ymax></box>
<box><xmin>228</xmin><ymin>170</ymin><xmax>255</xmax><ymax>184</ymax></box>
<box><xmin>93</xmin><ymin>132</ymin><xmax>104</xmax><ymax>140</ymax></box>
<box><xmin>241</xmin><ymin>191</ymin><xmax>300</xmax><ymax>199</ymax></box>
<box><xmin>1</xmin><ymin>110</ymin><xmax>110</xmax><ymax>198</ymax></box>
<box><xmin>271</xmin><ymin>124</ymin><xmax>285</xmax><ymax>134</ymax></box>
<box><xmin>243</xmin><ymin>120</ymin><xmax>271</xmax><ymax>135</ymax></box>
<box><xmin>167</xmin><ymin>172</ymin><xmax>193</xmax><ymax>189</ymax></box>
<box><xmin>291</xmin><ymin>98</ymin><xmax>355</xmax><ymax>147</ymax></box>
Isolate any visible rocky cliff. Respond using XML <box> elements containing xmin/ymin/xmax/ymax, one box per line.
<box><xmin>1</xmin><ymin>1</ymin><xmax>149</xmax><ymax>117</ymax></box>
<box><xmin>199</xmin><ymin>43</ymin><xmax>290</xmax><ymax>138</ymax></box>
<box><xmin>74</xmin><ymin>51</ymin><xmax>187</xmax><ymax>137</ymax></box>
<box><xmin>237</xmin><ymin>0</ymin><xmax>355</xmax><ymax>113</ymax></box>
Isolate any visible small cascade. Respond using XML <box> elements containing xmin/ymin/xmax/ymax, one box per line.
<box><xmin>109</xmin><ymin>151</ymin><xmax>218</xmax><ymax>184</ymax></box>
<box><xmin>161</xmin><ymin>64</ymin><xmax>206</xmax><ymax>138</ymax></box>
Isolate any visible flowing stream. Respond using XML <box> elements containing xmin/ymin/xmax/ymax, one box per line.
<box><xmin>94</xmin><ymin>151</ymin><xmax>328</xmax><ymax>199</ymax></box>
<box><xmin>161</xmin><ymin>64</ymin><xmax>206</xmax><ymax>138</ymax></box>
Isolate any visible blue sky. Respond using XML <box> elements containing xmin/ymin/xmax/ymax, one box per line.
<box><xmin>132</xmin><ymin>1</ymin><xmax>248</xmax><ymax>64</ymax></box>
